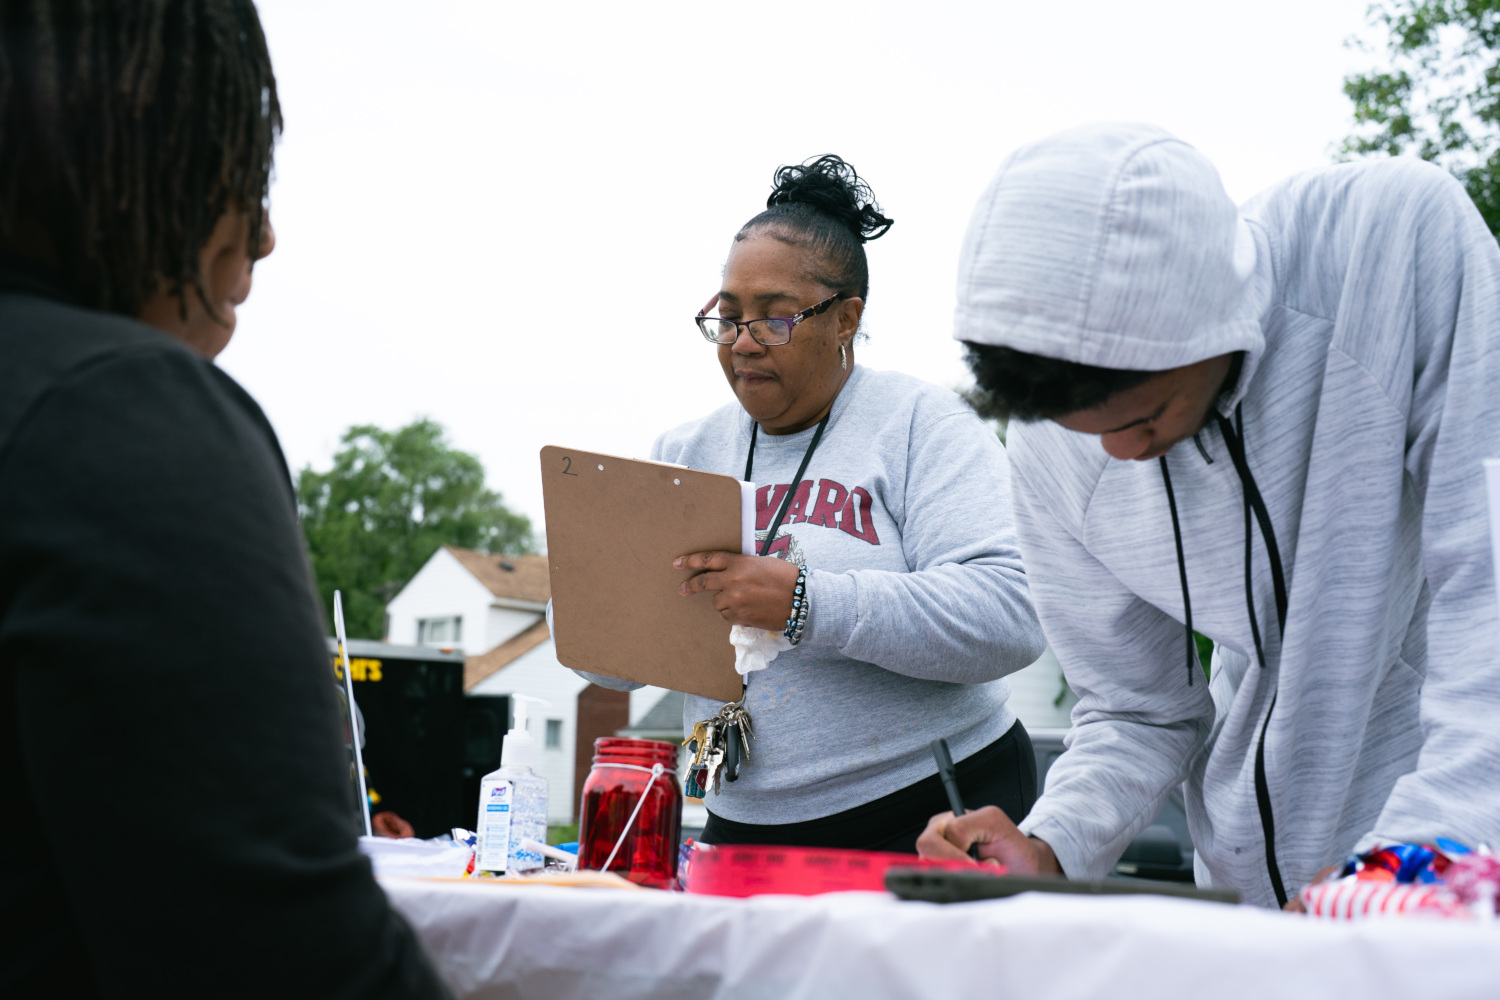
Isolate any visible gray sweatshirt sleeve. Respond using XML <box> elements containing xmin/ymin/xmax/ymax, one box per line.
<box><xmin>1357</xmin><ymin>169</ymin><xmax>1500</xmax><ymax>852</ymax></box>
<box><xmin>802</xmin><ymin>410</ymin><xmax>1047</xmax><ymax>684</ymax></box>
<box><xmin>1009</xmin><ymin>432</ymin><xmax>1216</xmax><ymax>880</ymax></box>
<box><xmin>569</xmin><ymin>670</ymin><xmax>643</xmax><ymax>692</ymax></box>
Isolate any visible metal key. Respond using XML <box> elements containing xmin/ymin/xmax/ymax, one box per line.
<box><xmin>702</xmin><ymin>745</ymin><xmax>726</xmax><ymax>795</ymax></box>
<box><xmin>682</xmin><ymin>719</ymin><xmax>714</xmax><ymax>770</ymax></box>
<box><xmin>682</xmin><ymin>720</ymin><xmax>706</xmax><ymax>753</ymax></box>
<box><xmin>716</xmin><ymin>702</ymin><xmax>753</xmax><ymax>767</ymax></box>
<box><xmin>710</xmin><ymin>701</ymin><xmax>737</xmax><ymax>783</ymax></box>
<box><xmin>727</xmin><ymin>706</ymin><xmax>753</xmax><ymax>763</ymax></box>
<box><xmin>713</xmin><ymin>699</ymin><xmax>744</xmax><ymax>729</ymax></box>
<box><xmin>684</xmin><ymin>717</ymin><xmax>722</xmax><ymax>797</ymax></box>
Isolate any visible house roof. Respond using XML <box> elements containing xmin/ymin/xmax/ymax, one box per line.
<box><xmin>445</xmin><ymin>546</ymin><xmax>551</xmax><ymax>604</ymax></box>
<box><xmin>464</xmin><ymin>618</ymin><xmax>551</xmax><ymax>691</ymax></box>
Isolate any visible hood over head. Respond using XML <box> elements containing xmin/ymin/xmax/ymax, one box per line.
<box><xmin>953</xmin><ymin>122</ymin><xmax>1264</xmax><ymax>372</ymax></box>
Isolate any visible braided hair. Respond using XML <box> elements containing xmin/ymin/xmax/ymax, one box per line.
<box><xmin>0</xmin><ymin>0</ymin><xmax>281</xmax><ymax>317</ymax></box>
<box><xmin>735</xmin><ymin>154</ymin><xmax>893</xmax><ymax>305</ymax></box>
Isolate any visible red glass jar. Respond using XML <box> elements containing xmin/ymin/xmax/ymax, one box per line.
<box><xmin>577</xmin><ymin>738</ymin><xmax>681</xmax><ymax>889</ymax></box>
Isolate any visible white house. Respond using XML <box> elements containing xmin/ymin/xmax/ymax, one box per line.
<box><xmin>385</xmin><ymin>545</ymin><xmax>551</xmax><ymax>654</ymax></box>
<box><xmin>386</xmin><ymin>546</ymin><xmax>665</xmax><ymax>825</ymax></box>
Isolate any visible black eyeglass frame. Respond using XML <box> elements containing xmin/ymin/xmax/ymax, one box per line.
<box><xmin>694</xmin><ymin>292</ymin><xmax>844</xmax><ymax>347</ymax></box>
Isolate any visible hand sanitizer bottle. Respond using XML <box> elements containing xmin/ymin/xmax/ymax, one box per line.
<box><xmin>476</xmin><ymin>694</ymin><xmax>549</xmax><ymax>874</ymax></box>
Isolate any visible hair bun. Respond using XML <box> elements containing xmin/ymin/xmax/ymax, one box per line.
<box><xmin>767</xmin><ymin>155</ymin><xmax>893</xmax><ymax>243</ymax></box>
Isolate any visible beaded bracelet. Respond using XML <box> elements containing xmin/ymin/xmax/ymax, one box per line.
<box><xmin>784</xmin><ymin>564</ymin><xmax>809</xmax><ymax>646</ymax></box>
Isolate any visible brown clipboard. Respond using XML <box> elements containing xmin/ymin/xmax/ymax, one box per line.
<box><xmin>541</xmin><ymin>445</ymin><xmax>745</xmax><ymax>703</ymax></box>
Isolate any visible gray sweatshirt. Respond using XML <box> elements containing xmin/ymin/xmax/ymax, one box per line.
<box><xmin>578</xmin><ymin>365</ymin><xmax>1046</xmax><ymax>823</ymax></box>
<box><xmin>954</xmin><ymin>123</ymin><xmax>1500</xmax><ymax>907</ymax></box>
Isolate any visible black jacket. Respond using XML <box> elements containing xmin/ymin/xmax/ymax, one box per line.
<box><xmin>0</xmin><ymin>264</ymin><xmax>450</xmax><ymax>998</ymax></box>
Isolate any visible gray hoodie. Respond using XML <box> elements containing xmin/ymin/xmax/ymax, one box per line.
<box><xmin>954</xmin><ymin>123</ymin><xmax>1500</xmax><ymax>907</ymax></box>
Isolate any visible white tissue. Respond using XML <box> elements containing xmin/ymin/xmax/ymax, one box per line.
<box><xmin>729</xmin><ymin>625</ymin><xmax>791</xmax><ymax>676</ymax></box>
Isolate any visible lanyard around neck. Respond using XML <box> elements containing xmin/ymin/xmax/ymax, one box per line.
<box><xmin>744</xmin><ymin>412</ymin><xmax>831</xmax><ymax>558</ymax></box>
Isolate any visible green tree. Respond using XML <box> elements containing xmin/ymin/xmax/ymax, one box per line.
<box><xmin>297</xmin><ymin>418</ymin><xmax>535</xmax><ymax>638</ymax></box>
<box><xmin>1341</xmin><ymin>0</ymin><xmax>1500</xmax><ymax>238</ymax></box>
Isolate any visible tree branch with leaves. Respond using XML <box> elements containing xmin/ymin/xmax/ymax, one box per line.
<box><xmin>1342</xmin><ymin>0</ymin><xmax>1500</xmax><ymax>237</ymax></box>
<box><xmin>297</xmin><ymin>418</ymin><xmax>535</xmax><ymax>638</ymax></box>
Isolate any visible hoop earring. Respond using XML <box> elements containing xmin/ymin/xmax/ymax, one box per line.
<box><xmin>840</xmin><ymin>344</ymin><xmax>848</xmax><ymax>371</ymax></box>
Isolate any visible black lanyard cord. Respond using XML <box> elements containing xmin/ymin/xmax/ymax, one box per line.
<box><xmin>1213</xmin><ymin>402</ymin><xmax>1290</xmax><ymax>909</ymax></box>
<box><xmin>745</xmin><ymin>412</ymin><xmax>831</xmax><ymax>558</ymax></box>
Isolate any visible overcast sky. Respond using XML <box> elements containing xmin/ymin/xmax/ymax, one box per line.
<box><xmin>229</xmin><ymin>0</ymin><xmax>1377</xmax><ymax>539</ymax></box>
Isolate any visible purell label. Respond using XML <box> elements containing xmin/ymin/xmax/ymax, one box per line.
<box><xmin>476</xmin><ymin>779</ymin><xmax>514</xmax><ymax>872</ymax></box>
<box><xmin>507</xmin><ymin>775</ymin><xmax>547</xmax><ymax>873</ymax></box>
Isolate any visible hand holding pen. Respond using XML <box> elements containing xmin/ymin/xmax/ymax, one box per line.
<box><xmin>930</xmin><ymin>738</ymin><xmax>980</xmax><ymax>860</ymax></box>
<box><xmin>919</xmin><ymin>741</ymin><xmax>1064</xmax><ymax>874</ymax></box>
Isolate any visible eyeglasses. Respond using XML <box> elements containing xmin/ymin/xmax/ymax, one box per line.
<box><xmin>695</xmin><ymin>292</ymin><xmax>843</xmax><ymax>346</ymax></box>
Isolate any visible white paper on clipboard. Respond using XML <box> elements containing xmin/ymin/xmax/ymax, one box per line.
<box><xmin>741</xmin><ymin>480</ymin><xmax>756</xmax><ymax>556</ymax></box>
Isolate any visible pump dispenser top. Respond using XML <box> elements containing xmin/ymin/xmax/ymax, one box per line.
<box><xmin>501</xmin><ymin>694</ymin><xmax>550</xmax><ymax>771</ymax></box>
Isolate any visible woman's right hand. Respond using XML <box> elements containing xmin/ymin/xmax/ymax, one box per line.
<box><xmin>674</xmin><ymin>550</ymin><xmax>801</xmax><ymax>631</ymax></box>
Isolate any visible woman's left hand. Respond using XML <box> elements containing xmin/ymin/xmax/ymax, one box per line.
<box><xmin>675</xmin><ymin>551</ymin><xmax>800</xmax><ymax>631</ymax></box>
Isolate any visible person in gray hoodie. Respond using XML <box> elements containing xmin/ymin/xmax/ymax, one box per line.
<box><xmin>916</xmin><ymin>123</ymin><xmax>1500</xmax><ymax>909</ymax></box>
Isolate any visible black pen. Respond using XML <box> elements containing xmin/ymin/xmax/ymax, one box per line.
<box><xmin>930</xmin><ymin>738</ymin><xmax>980</xmax><ymax>860</ymax></box>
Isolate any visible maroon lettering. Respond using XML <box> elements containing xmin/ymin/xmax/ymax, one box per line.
<box><xmin>756</xmin><ymin>485</ymin><xmax>790</xmax><ymax>531</ymax></box>
<box><xmin>839</xmin><ymin>487</ymin><xmax>880</xmax><ymax>545</ymax></box>
<box><xmin>756</xmin><ymin>480</ymin><xmax>880</xmax><ymax>545</ymax></box>
<box><xmin>807</xmin><ymin>479</ymin><xmax>849</xmax><ymax>529</ymax></box>
<box><xmin>784</xmin><ymin>481</ymin><xmax>815</xmax><ymax>524</ymax></box>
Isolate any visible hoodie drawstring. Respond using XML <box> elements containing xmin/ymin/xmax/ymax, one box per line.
<box><xmin>1213</xmin><ymin>406</ymin><xmax>1288</xmax><ymax>646</ymax></box>
<box><xmin>1213</xmin><ymin>403</ymin><xmax>1288</xmax><ymax>908</ymax></box>
<box><xmin>1157</xmin><ymin>403</ymin><xmax>1289</xmax><ymax>907</ymax></box>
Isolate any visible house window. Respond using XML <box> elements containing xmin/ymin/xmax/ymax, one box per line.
<box><xmin>417</xmin><ymin>616</ymin><xmax>462</xmax><ymax>646</ymax></box>
<box><xmin>545</xmin><ymin>719</ymin><xmax>563</xmax><ymax>749</ymax></box>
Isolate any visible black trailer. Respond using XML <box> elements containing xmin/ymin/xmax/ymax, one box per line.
<box><xmin>329</xmin><ymin>639</ymin><xmax>510</xmax><ymax>838</ymax></box>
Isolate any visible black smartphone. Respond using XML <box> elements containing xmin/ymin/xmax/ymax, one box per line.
<box><xmin>885</xmin><ymin>867</ymin><xmax>1240</xmax><ymax>905</ymax></box>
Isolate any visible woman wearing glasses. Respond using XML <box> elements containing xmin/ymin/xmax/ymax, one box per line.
<box><xmin>592</xmin><ymin>156</ymin><xmax>1047</xmax><ymax>851</ymax></box>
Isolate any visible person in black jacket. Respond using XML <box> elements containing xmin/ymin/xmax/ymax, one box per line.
<box><xmin>0</xmin><ymin>3</ymin><xmax>451</xmax><ymax>997</ymax></box>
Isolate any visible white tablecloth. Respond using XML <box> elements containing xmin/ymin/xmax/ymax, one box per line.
<box><xmin>382</xmin><ymin>876</ymin><xmax>1500</xmax><ymax>1000</ymax></box>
